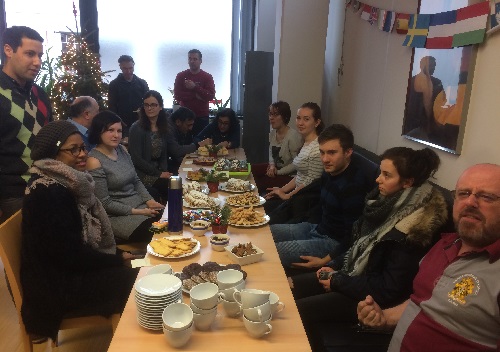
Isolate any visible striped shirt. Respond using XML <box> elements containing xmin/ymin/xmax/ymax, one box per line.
<box><xmin>294</xmin><ymin>137</ymin><xmax>322</xmax><ymax>187</ymax></box>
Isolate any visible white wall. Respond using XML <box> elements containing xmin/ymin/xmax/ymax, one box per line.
<box><xmin>323</xmin><ymin>0</ymin><xmax>500</xmax><ymax>190</ymax></box>
<box><xmin>254</xmin><ymin>0</ymin><xmax>276</xmax><ymax>52</ymax></box>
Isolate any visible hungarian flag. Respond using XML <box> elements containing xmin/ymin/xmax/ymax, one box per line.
<box><xmin>395</xmin><ymin>13</ymin><xmax>410</xmax><ymax>34</ymax></box>
<box><xmin>378</xmin><ymin>10</ymin><xmax>396</xmax><ymax>32</ymax></box>
<box><xmin>426</xmin><ymin>1</ymin><xmax>490</xmax><ymax>48</ymax></box>
<box><xmin>402</xmin><ymin>14</ymin><xmax>431</xmax><ymax>47</ymax></box>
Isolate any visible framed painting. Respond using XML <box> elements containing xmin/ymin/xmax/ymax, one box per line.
<box><xmin>402</xmin><ymin>0</ymin><xmax>479</xmax><ymax>154</ymax></box>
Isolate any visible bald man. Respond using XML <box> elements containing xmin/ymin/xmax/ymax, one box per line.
<box><xmin>358</xmin><ymin>164</ymin><xmax>500</xmax><ymax>351</ymax></box>
<box><xmin>68</xmin><ymin>96</ymin><xmax>99</xmax><ymax>148</ymax></box>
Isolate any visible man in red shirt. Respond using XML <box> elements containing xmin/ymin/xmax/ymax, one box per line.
<box><xmin>174</xmin><ymin>49</ymin><xmax>215</xmax><ymax>136</ymax></box>
<box><xmin>357</xmin><ymin>163</ymin><xmax>500</xmax><ymax>351</ymax></box>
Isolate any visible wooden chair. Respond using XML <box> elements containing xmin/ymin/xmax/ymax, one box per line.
<box><xmin>0</xmin><ymin>211</ymin><xmax>120</xmax><ymax>352</ymax></box>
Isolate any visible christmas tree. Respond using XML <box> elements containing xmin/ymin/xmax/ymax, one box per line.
<box><xmin>50</xmin><ymin>34</ymin><xmax>110</xmax><ymax>119</ymax></box>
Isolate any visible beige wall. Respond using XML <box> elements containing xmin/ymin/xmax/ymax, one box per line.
<box><xmin>324</xmin><ymin>0</ymin><xmax>500</xmax><ymax>190</ymax></box>
<box><xmin>273</xmin><ymin>0</ymin><xmax>330</xmax><ymax>111</ymax></box>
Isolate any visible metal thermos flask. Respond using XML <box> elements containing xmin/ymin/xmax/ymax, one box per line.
<box><xmin>167</xmin><ymin>176</ymin><xmax>183</xmax><ymax>234</ymax></box>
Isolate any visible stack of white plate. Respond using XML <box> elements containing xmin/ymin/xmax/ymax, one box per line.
<box><xmin>135</xmin><ymin>273</ymin><xmax>183</xmax><ymax>330</ymax></box>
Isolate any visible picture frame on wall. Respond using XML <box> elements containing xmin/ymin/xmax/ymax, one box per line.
<box><xmin>402</xmin><ymin>0</ymin><xmax>479</xmax><ymax>155</ymax></box>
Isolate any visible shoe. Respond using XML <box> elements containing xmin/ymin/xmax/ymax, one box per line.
<box><xmin>30</xmin><ymin>334</ymin><xmax>48</xmax><ymax>344</ymax></box>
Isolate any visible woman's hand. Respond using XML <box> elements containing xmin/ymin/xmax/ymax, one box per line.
<box><xmin>132</xmin><ymin>208</ymin><xmax>159</xmax><ymax>217</ymax></box>
<box><xmin>146</xmin><ymin>199</ymin><xmax>164</xmax><ymax>210</ymax></box>
<box><xmin>266</xmin><ymin>165</ymin><xmax>277</xmax><ymax>177</ymax></box>
<box><xmin>316</xmin><ymin>267</ymin><xmax>335</xmax><ymax>292</ymax></box>
<box><xmin>160</xmin><ymin>171</ymin><xmax>172</xmax><ymax>179</ymax></box>
<box><xmin>217</xmin><ymin>141</ymin><xmax>230</xmax><ymax>148</ymax></box>
<box><xmin>264</xmin><ymin>187</ymin><xmax>290</xmax><ymax>200</ymax></box>
<box><xmin>121</xmin><ymin>251</ymin><xmax>144</xmax><ymax>266</ymax></box>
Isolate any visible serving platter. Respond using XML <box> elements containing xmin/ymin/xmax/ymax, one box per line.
<box><xmin>146</xmin><ymin>236</ymin><xmax>201</xmax><ymax>259</ymax></box>
<box><xmin>228</xmin><ymin>215</ymin><xmax>270</xmax><ymax>227</ymax></box>
<box><xmin>219</xmin><ymin>182</ymin><xmax>256</xmax><ymax>193</ymax></box>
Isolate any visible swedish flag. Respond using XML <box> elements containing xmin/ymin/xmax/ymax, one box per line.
<box><xmin>403</xmin><ymin>14</ymin><xmax>431</xmax><ymax>47</ymax></box>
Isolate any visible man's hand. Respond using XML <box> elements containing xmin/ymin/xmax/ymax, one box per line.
<box><xmin>199</xmin><ymin>138</ymin><xmax>212</xmax><ymax>147</ymax></box>
<box><xmin>357</xmin><ymin>295</ymin><xmax>387</xmax><ymax>329</ymax></box>
<box><xmin>291</xmin><ymin>256</ymin><xmax>329</xmax><ymax>269</ymax></box>
<box><xmin>184</xmin><ymin>79</ymin><xmax>196</xmax><ymax>89</ymax></box>
<box><xmin>160</xmin><ymin>171</ymin><xmax>173</xmax><ymax>179</ymax></box>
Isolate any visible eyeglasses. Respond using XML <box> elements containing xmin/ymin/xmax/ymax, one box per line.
<box><xmin>218</xmin><ymin>120</ymin><xmax>230</xmax><ymax>126</ymax></box>
<box><xmin>59</xmin><ymin>145</ymin><xmax>89</xmax><ymax>156</ymax></box>
<box><xmin>452</xmin><ymin>190</ymin><xmax>500</xmax><ymax>204</ymax></box>
<box><xmin>144</xmin><ymin>103</ymin><xmax>159</xmax><ymax>109</ymax></box>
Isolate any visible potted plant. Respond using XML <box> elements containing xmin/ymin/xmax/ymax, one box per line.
<box><xmin>206</xmin><ymin>144</ymin><xmax>223</xmax><ymax>158</ymax></box>
<box><xmin>168</xmin><ymin>86</ymin><xmax>180</xmax><ymax>111</ymax></box>
<box><xmin>209</xmin><ymin>96</ymin><xmax>231</xmax><ymax>116</ymax></box>
<box><xmin>205</xmin><ymin>170</ymin><xmax>224</xmax><ymax>193</ymax></box>
<box><xmin>210</xmin><ymin>203</ymin><xmax>231</xmax><ymax>234</ymax></box>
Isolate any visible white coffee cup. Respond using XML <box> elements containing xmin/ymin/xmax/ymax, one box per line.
<box><xmin>163</xmin><ymin>321</ymin><xmax>193</xmax><ymax>348</ymax></box>
<box><xmin>221</xmin><ymin>297</ymin><xmax>242</xmax><ymax>318</ymax></box>
<box><xmin>190</xmin><ymin>302</ymin><xmax>217</xmax><ymax>315</ymax></box>
<box><xmin>243</xmin><ymin>315</ymin><xmax>272</xmax><ymax>338</ymax></box>
<box><xmin>190</xmin><ymin>282</ymin><xmax>222</xmax><ymax>310</ymax></box>
<box><xmin>243</xmin><ymin>300</ymin><xmax>271</xmax><ymax>322</ymax></box>
<box><xmin>217</xmin><ymin>269</ymin><xmax>244</xmax><ymax>289</ymax></box>
<box><xmin>193</xmin><ymin>308</ymin><xmax>218</xmax><ymax>331</ymax></box>
<box><xmin>268</xmin><ymin>291</ymin><xmax>285</xmax><ymax>315</ymax></box>
<box><xmin>162</xmin><ymin>303</ymin><xmax>193</xmax><ymax>331</ymax></box>
<box><xmin>219</xmin><ymin>280</ymin><xmax>245</xmax><ymax>302</ymax></box>
<box><xmin>147</xmin><ymin>263</ymin><xmax>173</xmax><ymax>275</ymax></box>
<box><xmin>233</xmin><ymin>288</ymin><xmax>270</xmax><ymax>309</ymax></box>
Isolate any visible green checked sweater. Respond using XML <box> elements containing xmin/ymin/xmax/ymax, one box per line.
<box><xmin>0</xmin><ymin>69</ymin><xmax>53</xmax><ymax>200</ymax></box>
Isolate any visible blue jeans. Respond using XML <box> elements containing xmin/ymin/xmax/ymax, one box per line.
<box><xmin>270</xmin><ymin>222</ymin><xmax>340</xmax><ymax>268</ymax></box>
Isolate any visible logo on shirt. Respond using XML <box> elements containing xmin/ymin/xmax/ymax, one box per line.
<box><xmin>447</xmin><ymin>274</ymin><xmax>480</xmax><ymax>305</ymax></box>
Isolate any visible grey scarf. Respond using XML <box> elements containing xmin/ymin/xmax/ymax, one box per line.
<box><xmin>342</xmin><ymin>182</ymin><xmax>434</xmax><ymax>276</ymax></box>
<box><xmin>29</xmin><ymin>159</ymin><xmax>116</xmax><ymax>254</ymax></box>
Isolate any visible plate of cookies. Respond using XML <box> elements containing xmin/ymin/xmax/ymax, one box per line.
<box><xmin>147</xmin><ymin>236</ymin><xmax>201</xmax><ymax>259</ymax></box>
<box><xmin>225</xmin><ymin>192</ymin><xmax>265</xmax><ymax>207</ymax></box>
<box><xmin>228</xmin><ymin>206</ymin><xmax>270</xmax><ymax>227</ymax></box>
<box><xmin>178</xmin><ymin>261</ymin><xmax>247</xmax><ymax>294</ymax></box>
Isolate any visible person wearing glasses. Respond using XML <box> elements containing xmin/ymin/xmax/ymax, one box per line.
<box><xmin>128</xmin><ymin>90</ymin><xmax>194</xmax><ymax>201</ymax></box>
<box><xmin>87</xmin><ymin>111</ymin><xmax>164</xmax><ymax>243</ymax></box>
<box><xmin>21</xmin><ymin>120</ymin><xmax>139</xmax><ymax>342</ymax></box>
<box><xmin>290</xmin><ymin>146</ymin><xmax>447</xmax><ymax>351</ymax></box>
<box><xmin>358</xmin><ymin>163</ymin><xmax>500</xmax><ymax>352</ymax></box>
<box><xmin>194</xmin><ymin>108</ymin><xmax>241</xmax><ymax>149</ymax></box>
<box><xmin>67</xmin><ymin>96</ymin><xmax>100</xmax><ymax>149</ymax></box>
<box><xmin>252</xmin><ymin>101</ymin><xmax>303</xmax><ymax>193</ymax></box>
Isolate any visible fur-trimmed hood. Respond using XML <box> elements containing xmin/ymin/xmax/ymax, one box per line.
<box><xmin>395</xmin><ymin>187</ymin><xmax>448</xmax><ymax>248</ymax></box>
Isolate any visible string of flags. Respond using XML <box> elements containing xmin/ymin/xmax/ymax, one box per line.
<box><xmin>345</xmin><ymin>0</ymin><xmax>497</xmax><ymax>48</ymax></box>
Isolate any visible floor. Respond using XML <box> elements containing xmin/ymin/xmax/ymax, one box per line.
<box><xmin>0</xmin><ymin>258</ymin><xmax>114</xmax><ymax>352</ymax></box>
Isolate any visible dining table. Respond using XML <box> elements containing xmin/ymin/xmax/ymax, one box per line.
<box><xmin>107</xmin><ymin>148</ymin><xmax>312</xmax><ymax>352</ymax></box>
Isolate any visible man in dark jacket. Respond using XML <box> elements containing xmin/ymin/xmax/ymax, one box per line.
<box><xmin>0</xmin><ymin>26</ymin><xmax>53</xmax><ymax>223</ymax></box>
<box><xmin>108</xmin><ymin>55</ymin><xmax>148</xmax><ymax>136</ymax></box>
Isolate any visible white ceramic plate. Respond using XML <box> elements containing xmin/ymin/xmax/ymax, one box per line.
<box><xmin>183</xmin><ymin>185</ymin><xmax>209</xmax><ymax>195</ymax></box>
<box><xmin>225</xmin><ymin>195</ymin><xmax>266</xmax><ymax>207</ymax></box>
<box><xmin>134</xmin><ymin>273</ymin><xmax>182</xmax><ymax>297</ymax></box>
<box><xmin>147</xmin><ymin>236</ymin><xmax>201</xmax><ymax>259</ymax></box>
<box><xmin>219</xmin><ymin>182</ymin><xmax>256</xmax><ymax>193</ymax></box>
<box><xmin>229</xmin><ymin>214</ymin><xmax>270</xmax><ymax>227</ymax></box>
<box><xmin>183</xmin><ymin>197</ymin><xmax>221</xmax><ymax>209</ymax></box>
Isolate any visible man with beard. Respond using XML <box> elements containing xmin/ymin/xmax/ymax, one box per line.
<box><xmin>357</xmin><ymin>163</ymin><xmax>500</xmax><ymax>352</ymax></box>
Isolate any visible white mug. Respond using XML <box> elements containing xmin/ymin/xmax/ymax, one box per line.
<box><xmin>221</xmin><ymin>297</ymin><xmax>242</xmax><ymax>318</ymax></box>
<box><xmin>243</xmin><ymin>315</ymin><xmax>272</xmax><ymax>338</ymax></box>
<box><xmin>190</xmin><ymin>282</ymin><xmax>221</xmax><ymax>310</ymax></box>
<box><xmin>219</xmin><ymin>280</ymin><xmax>245</xmax><ymax>302</ymax></box>
<box><xmin>190</xmin><ymin>302</ymin><xmax>217</xmax><ymax>315</ymax></box>
<box><xmin>243</xmin><ymin>300</ymin><xmax>271</xmax><ymax>322</ymax></box>
<box><xmin>268</xmin><ymin>291</ymin><xmax>285</xmax><ymax>315</ymax></box>
<box><xmin>163</xmin><ymin>322</ymin><xmax>193</xmax><ymax>348</ymax></box>
<box><xmin>193</xmin><ymin>308</ymin><xmax>218</xmax><ymax>331</ymax></box>
<box><xmin>217</xmin><ymin>269</ymin><xmax>244</xmax><ymax>289</ymax></box>
<box><xmin>233</xmin><ymin>288</ymin><xmax>270</xmax><ymax>309</ymax></box>
<box><xmin>162</xmin><ymin>303</ymin><xmax>193</xmax><ymax>331</ymax></box>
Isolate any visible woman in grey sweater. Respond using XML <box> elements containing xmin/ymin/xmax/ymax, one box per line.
<box><xmin>87</xmin><ymin>111</ymin><xmax>164</xmax><ymax>243</ymax></box>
